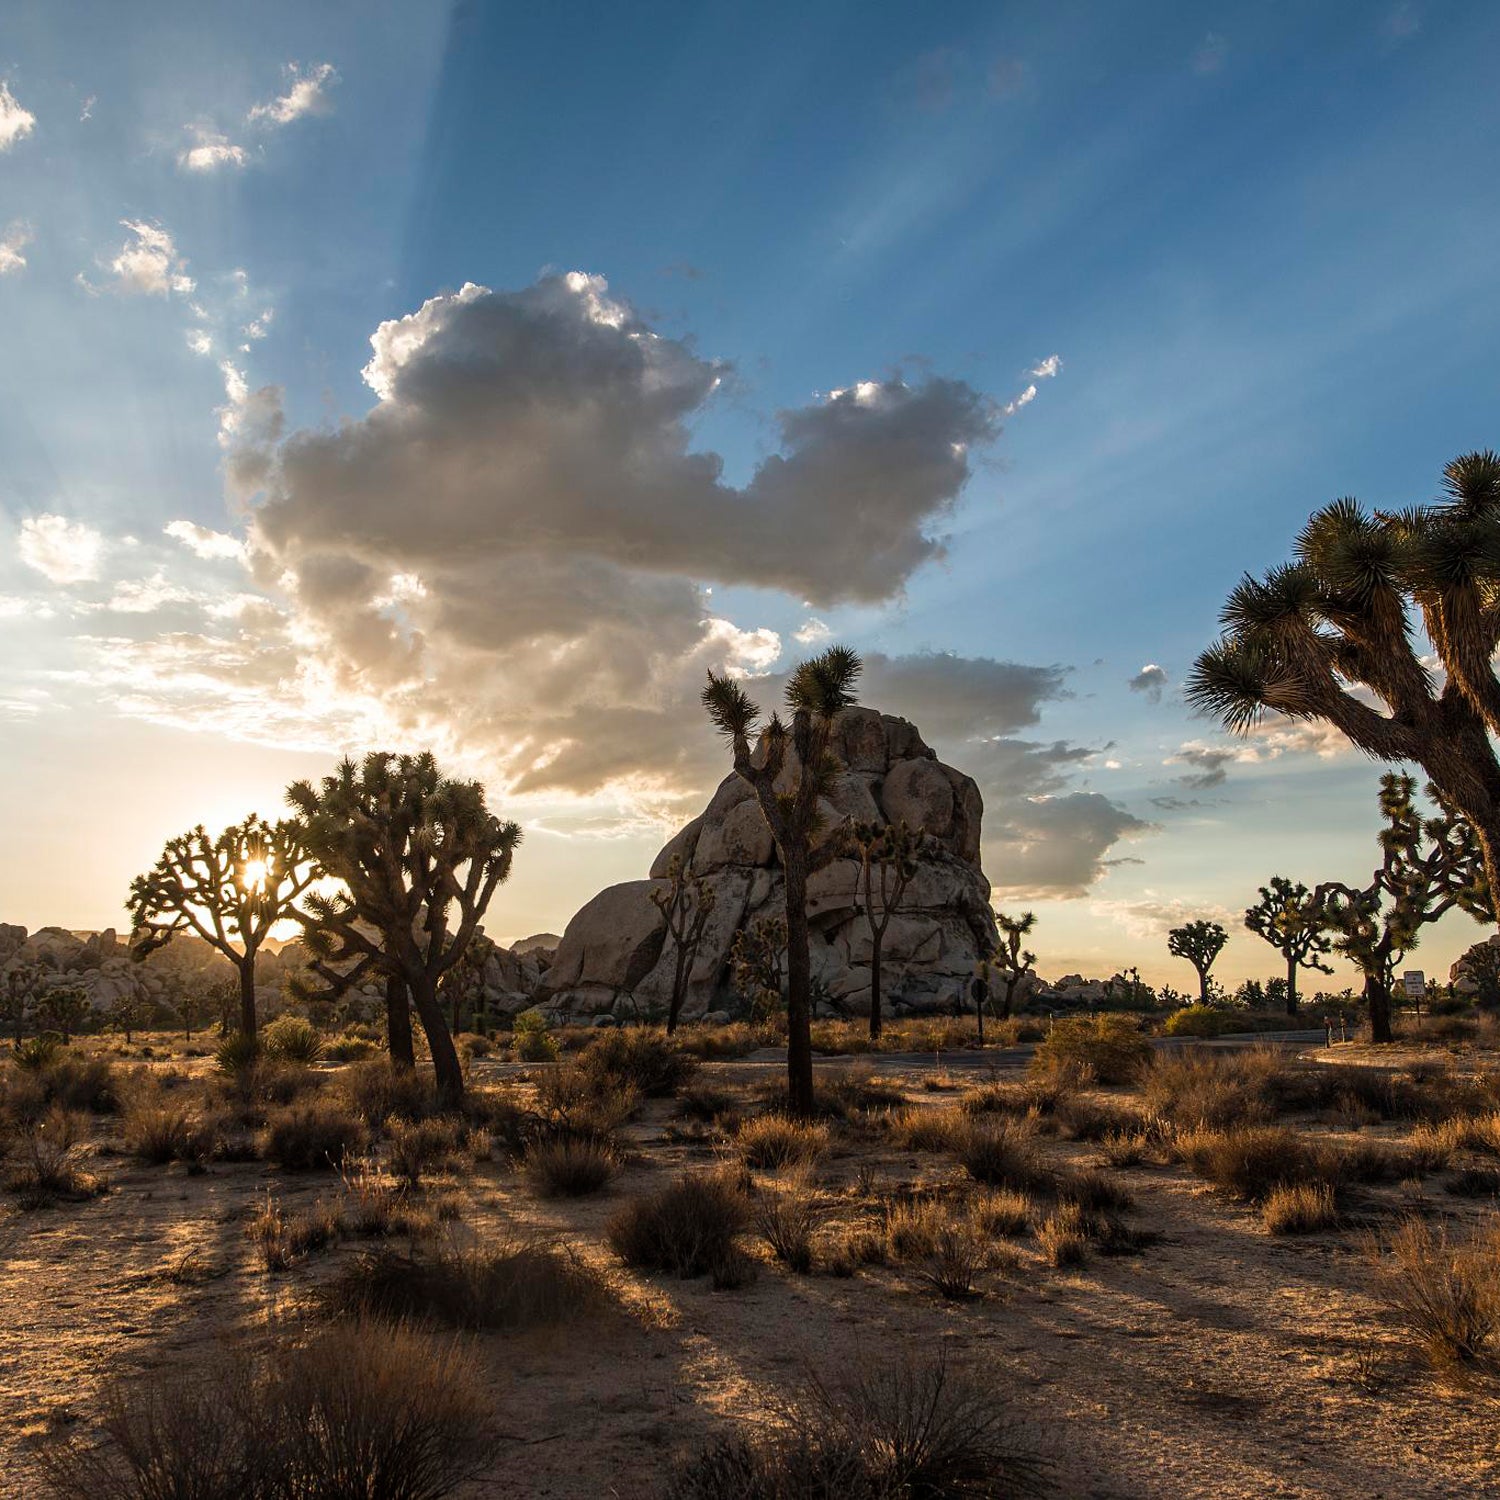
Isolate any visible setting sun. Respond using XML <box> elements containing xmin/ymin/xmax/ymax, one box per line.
<box><xmin>239</xmin><ymin>858</ymin><xmax>269</xmax><ymax>891</ymax></box>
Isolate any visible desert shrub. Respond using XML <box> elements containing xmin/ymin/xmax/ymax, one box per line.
<box><xmin>1099</xmin><ymin>1130</ymin><xmax>1150</xmax><ymax>1168</ymax></box>
<box><xmin>319</xmin><ymin>1241</ymin><xmax>609</xmax><ymax>1330</ymax></box>
<box><xmin>339</xmin><ymin>1060</ymin><xmax>437</xmax><ymax>1126</ymax></box>
<box><xmin>339</xmin><ymin>1162</ymin><xmax>440</xmax><ymax>1241</ymax></box>
<box><xmin>457</xmin><ymin>1032</ymin><xmax>493</xmax><ymax>1059</ymax></box>
<box><xmin>385</xmin><ymin>1115</ymin><xmax>465</xmax><ymax>1187</ymax></box>
<box><xmin>667</xmin><ymin>1354</ymin><xmax>1049</xmax><ymax>1500</ymax></box>
<box><xmin>970</xmin><ymin>1189</ymin><xmax>1033</xmax><ymax>1238</ymax></box>
<box><xmin>38</xmin><ymin>1320</ymin><xmax>496</xmax><ymax>1500</ymax></box>
<box><xmin>511</xmin><ymin>1011</ymin><xmax>559</xmax><ymax>1062</ymax></box>
<box><xmin>532</xmin><ymin>1061</ymin><xmax>638</xmax><ymax>1144</ymax></box>
<box><xmin>36</xmin><ymin>1055</ymin><xmax>120</xmax><ymax>1114</ymax></box>
<box><xmin>1368</xmin><ymin>1219</ymin><xmax>1500</xmax><ymax>1374</ymax></box>
<box><xmin>261</xmin><ymin>1014</ymin><xmax>324</xmax><ymax>1065</ymax></box>
<box><xmin>607</xmin><ymin>1169</ymin><xmax>749</xmax><ymax>1279</ymax></box>
<box><xmin>1054</xmin><ymin>1097</ymin><xmax>1141</xmax><ymax>1143</ymax></box>
<box><xmin>675</xmin><ymin>1021</ymin><xmax>779</xmax><ymax>1060</ymax></box>
<box><xmin>1037</xmin><ymin>1204</ymin><xmax>1089</xmax><ymax>1267</ymax></box>
<box><xmin>524</xmin><ymin>1136</ymin><xmax>616</xmax><ymax>1197</ymax></box>
<box><xmin>575</xmin><ymin>1027</ymin><xmax>698</xmax><ymax>1098</ymax></box>
<box><xmin>325</xmin><ymin>1032</ymin><xmax>377</xmax><ymax>1063</ymax></box>
<box><xmin>1446</xmin><ymin>1166</ymin><xmax>1500</xmax><ymax>1197</ymax></box>
<box><xmin>958</xmin><ymin>1080</ymin><xmax>1035</xmax><ymax>1118</ymax></box>
<box><xmin>4</xmin><ymin>1106</ymin><xmax>100</xmax><ymax>1205</ymax></box>
<box><xmin>737</xmin><ymin>1115</ymin><xmax>828</xmax><ymax>1169</ymax></box>
<box><xmin>1058</xmin><ymin>1168</ymin><xmax>1134</xmax><ymax>1213</ymax></box>
<box><xmin>882</xmin><ymin>1197</ymin><xmax>948</xmax><ymax>1262</ymax></box>
<box><xmin>675</xmin><ymin>1081</ymin><xmax>741</xmax><ymax>1124</ymax></box>
<box><xmin>1031</xmin><ymin>1014</ymin><xmax>1151</xmax><ymax>1084</ymax></box>
<box><xmin>1175</xmin><ymin>1124</ymin><xmax>1333</xmax><ymax>1203</ymax></box>
<box><xmin>753</xmin><ymin>1174</ymin><xmax>824</xmax><ymax>1273</ymax></box>
<box><xmin>1163</xmin><ymin>1005</ymin><xmax>1239</xmax><ymax>1038</ymax></box>
<box><xmin>955</xmin><ymin>1119</ymin><xmax>1053</xmax><ymax>1194</ymax></box>
<box><xmin>1140</xmin><ymin>1049</ymin><xmax>1284</xmax><ymax>1130</ymax></box>
<box><xmin>887</xmin><ymin>1106</ymin><xmax>966</xmax><ymax>1153</ymax></box>
<box><xmin>260</xmin><ymin>1100</ymin><xmax>367</xmax><ymax>1171</ymax></box>
<box><xmin>15</xmin><ymin>1035</ymin><xmax>65</xmax><ymax>1071</ymax></box>
<box><xmin>1262</xmin><ymin>1182</ymin><xmax>1339</xmax><ymax>1234</ymax></box>
<box><xmin>122</xmin><ymin>1099</ymin><xmax>210</xmax><ymax>1167</ymax></box>
<box><xmin>811</xmin><ymin>1067</ymin><xmax>906</xmax><ymax>1119</ymax></box>
<box><xmin>213</xmin><ymin>1032</ymin><xmax>261</xmax><ymax>1074</ymax></box>
<box><xmin>917</xmin><ymin>1219</ymin><xmax>998</xmax><ymax>1300</ymax></box>
<box><xmin>248</xmin><ymin>1192</ymin><xmax>342</xmax><ymax>1271</ymax></box>
<box><xmin>1337</xmin><ymin>1139</ymin><xmax>1415</xmax><ymax>1185</ymax></box>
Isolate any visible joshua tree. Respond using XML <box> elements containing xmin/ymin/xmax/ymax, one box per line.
<box><xmin>178</xmin><ymin>991</ymin><xmax>206</xmax><ymax>1040</ymax></box>
<box><xmin>730</xmin><ymin>914</ymin><xmax>787</xmax><ymax>1021</ymax></box>
<box><xmin>992</xmin><ymin>910</ymin><xmax>1038</xmax><ymax>1020</ymax></box>
<box><xmin>107</xmin><ymin>990</ymin><xmax>152</xmax><ymax>1044</ymax></box>
<box><xmin>1243</xmin><ymin>877</ymin><xmax>1334</xmax><ymax>1016</ymax></box>
<box><xmin>440</xmin><ymin>931</ymin><xmax>497</xmax><ymax>1036</ymax></box>
<box><xmin>0</xmin><ymin>963</ymin><xmax>40</xmax><ymax>1045</ymax></box>
<box><xmin>650</xmin><ymin>855</ymin><xmax>718</xmax><ymax>1035</ymax></box>
<box><xmin>703</xmin><ymin>645</ymin><xmax>862</xmax><ymax>1117</ymax></box>
<box><xmin>1167</xmin><ymin>920</ymin><xmax>1228</xmax><ymax>1004</ymax></box>
<box><xmin>1187</xmin><ymin>451</ymin><xmax>1500</xmax><ymax>909</ymax></box>
<box><xmin>127</xmin><ymin>817</ymin><xmax>319</xmax><ymax>1039</ymax></box>
<box><xmin>850</xmin><ymin>821</ymin><xmax>922</xmax><ymax>1040</ymax></box>
<box><xmin>1310</xmin><ymin>773</ymin><xmax>1491</xmax><ymax>1043</ymax></box>
<box><xmin>38</xmin><ymin>983</ymin><xmax>91</xmax><ymax>1042</ymax></box>
<box><xmin>288</xmin><ymin>751</ymin><xmax>522</xmax><ymax>1109</ymax></box>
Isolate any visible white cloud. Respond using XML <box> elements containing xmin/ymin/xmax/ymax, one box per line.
<box><xmin>1127</xmin><ymin>662</ymin><xmax>1167</xmax><ymax>702</ymax></box>
<box><xmin>1002</xmin><ymin>353</ymin><xmax>1061</xmax><ymax>416</ymax></box>
<box><xmin>106</xmin><ymin>221</ymin><xmax>195</xmax><ymax>297</ymax></box>
<box><xmin>186</xmin><ymin>329</ymin><xmax>213</xmax><ymax>356</ymax></box>
<box><xmin>18</xmin><ymin>515</ymin><xmax>105</xmax><ymax>584</ymax></box>
<box><xmin>179</xmin><ymin>130</ymin><xmax>247</xmax><ymax>173</ymax></box>
<box><xmin>0</xmin><ymin>83</ymin><xmax>35</xmax><ymax>151</ymax></box>
<box><xmin>79</xmin><ymin>95</ymin><xmax>95</xmax><ymax>123</ymax></box>
<box><xmin>0</xmin><ymin>221</ymin><xmax>31</xmax><ymax>275</ymax></box>
<box><xmin>1030</xmin><ymin>354</ymin><xmax>1062</xmax><ymax>379</ymax></box>
<box><xmin>242</xmin><ymin>309</ymin><xmax>273</xmax><ymax>340</ymax></box>
<box><xmin>247</xmin><ymin>62</ymin><xmax>338</xmax><ymax>127</ymax></box>
<box><xmin>794</xmin><ymin>617</ymin><xmax>832</xmax><ymax>646</ymax></box>
<box><xmin>164</xmin><ymin>519</ymin><xmax>246</xmax><ymax>561</ymax></box>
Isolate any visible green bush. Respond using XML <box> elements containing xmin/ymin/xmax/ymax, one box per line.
<box><xmin>214</xmin><ymin>1032</ymin><xmax>261</xmax><ymax>1074</ymax></box>
<box><xmin>1030</xmin><ymin>1015</ymin><xmax>1152</xmax><ymax>1084</ymax></box>
<box><xmin>14</xmin><ymin>1035</ymin><xmax>64</xmax><ymax>1072</ymax></box>
<box><xmin>512</xmin><ymin>1011</ymin><xmax>559</xmax><ymax>1061</ymax></box>
<box><xmin>262</xmin><ymin>1014</ymin><xmax>324</xmax><ymax>1065</ymax></box>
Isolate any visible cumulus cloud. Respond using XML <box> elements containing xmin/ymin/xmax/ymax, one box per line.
<box><xmin>1165</xmin><ymin>742</ymin><xmax>1237</xmax><ymax>790</ymax></box>
<box><xmin>0</xmin><ymin>221</ymin><xmax>31</xmax><ymax>275</ymax></box>
<box><xmin>794</xmin><ymin>617</ymin><xmax>832</xmax><ymax>646</ymax></box>
<box><xmin>248</xmin><ymin>62</ymin><xmax>338</xmax><ymax>127</ymax></box>
<box><xmin>1127</xmin><ymin>662</ymin><xmax>1167</xmax><ymax>702</ymax></box>
<box><xmin>164</xmin><ymin>519</ymin><xmax>246</xmax><ymax>561</ymax></box>
<box><xmin>0</xmin><ymin>82</ymin><xmax>35</xmax><ymax>151</ymax></box>
<box><xmin>104</xmin><ymin>221</ymin><xmax>195</xmax><ymax>297</ymax></box>
<box><xmin>989</xmin><ymin>793</ymin><xmax>1153</xmax><ymax>900</ymax></box>
<box><xmin>18</xmin><ymin>515</ymin><xmax>105</xmax><ymax>584</ymax></box>
<box><xmin>179</xmin><ymin>130</ymin><xmax>247</xmax><ymax>172</ymax></box>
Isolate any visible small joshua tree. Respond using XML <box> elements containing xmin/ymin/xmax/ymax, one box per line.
<box><xmin>993</xmin><ymin>910</ymin><xmax>1038</xmax><ymax>1020</ymax></box>
<box><xmin>1311</xmin><ymin>773</ymin><xmax>1491</xmax><ymax>1043</ymax></box>
<box><xmin>127</xmin><ymin>816</ymin><xmax>319</xmax><ymax>1039</ymax></box>
<box><xmin>177</xmin><ymin>990</ymin><xmax>206</xmax><ymax>1040</ymax></box>
<box><xmin>702</xmin><ymin>645</ymin><xmax>862</xmax><ymax>1118</ymax></box>
<box><xmin>850</xmin><ymin>820</ymin><xmax>922</xmax><ymax>1040</ymax></box>
<box><xmin>0</xmin><ymin>963</ymin><xmax>40</xmax><ymax>1045</ymax></box>
<box><xmin>36</xmin><ymin>984</ymin><xmax>90</xmax><ymax>1042</ymax></box>
<box><xmin>730</xmin><ymin>914</ymin><xmax>787</xmax><ymax>1022</ymax></box>
<box><xmin>1167</xmin><ymin>920</ymin><xmax>1228</xmax><ymax>1004</ymax></box>
<box><xmin>107</xmin><ymin>990</ymin><xmax>153</xmax><ymax>1044</ymax></box>
<box><xmin>650</xmin><ymin>855</ymin><xmax>718</xmax><ymax>1034</ymax></box>
<box><xmin>289</xmin><ymin>751</ymin><xmax>522</xmax><ymax>1109</ymax></box>
<box><xmin>440</xmin><ymin>931</ymin><xmax>496</xmax><ymax>1036</ymax></box>
<box><xmin>1243</xmin><ymin>877</ymin><xmax>1334</xmax><ymax>1016</ymax></box>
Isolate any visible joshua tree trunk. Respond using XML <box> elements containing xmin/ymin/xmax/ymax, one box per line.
<box><xmin>1286</xmin><ymin>955</ymin><xmax>1300</xmax><ymax>1018</ymax></box>
<box><xmin>385</xmin><ymin>974</ymin><xmax>415</xmax><ymax>1069</ymax></box>
<box><xmin>237</xmin><ymin>955</ymin><xmax>257</xmax><ymax>1038</ymax></box>
<box><xmin>666</xmin><ymin>944</ymin><xmax>692</xmax><ymax>1035</ymax></box>
<box><xmin>1365</xmin><ymin>972</ymin><xmax>1394</xmax><ymax>1045</ymax></box>
<box><xmin>868</xmin><ymin>942</ymin><xmax>883</xmax><ymax>1042</ymax></box>
<box><xmin>784</xmin><ymin>850</ymin><xmax>815</xmax><ymax>1119</ymax></box>
<box><xmin>409</xmin><ymin>973</ymin><xmax>464</xmax><ymax>1109</ymax></box>
<box><xmin>1194</xmin><ymin>966</ymin><xmax>1210</xmax><ymax>1004</ymax></box>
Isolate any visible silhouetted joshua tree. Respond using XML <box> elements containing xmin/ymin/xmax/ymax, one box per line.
<box><xmin>127</xmin><ymin>817</ymin><xmax>317</xmax><ymax>1039</ymax></box>
<box><xmin>993</xmin><ymin>910</ymin><xmax>1038</xmax><ymax>1020</ymax></box>
<box><xmin>703</xmin><ymin>645</ymin><xmax>861</xmax><ymax>1117</ymax></box>
<box><xmin>38</xmin><ymin>983</ymin><xmax>90</xmax><ymax>1042</ymax></box>
<box><xmin>1188</xmin><ymin>451</ymin><xmax>1500</xmax><ymax>911</ymax></box>
<box><xmin>651</xmin><ymin>854</ymin><xmax>717</xmax><ymax>1035</ymax></box>
<box><xmin>1311</xmin><ymin>773</ymin><xmax>1491</xmax><ymax>1043</ymax></box>
<box><xmin>288</xmin><ymin>752</ymin><xmax>521</xmax><ymax>1109</ymax></box>
<box><xmin>1244</xmin><ymin>876</ymin><xmax>1333</xmax><ymax>1016</ymax></box>
<box><xmin>850</xmin><ymin>820</ymin><xmax>923</xmax><ymax>1041</ymax></box>
<box><xmin>1167</xmin><ymin>920</ymin><xmax>1228</xmax><ymax>1004</ymax></box>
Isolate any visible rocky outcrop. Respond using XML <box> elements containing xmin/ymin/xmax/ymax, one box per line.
<box><xmin>536</xmin><ymin>707</ymin><xmax>999</xmax><ymax>1025</ymax></box>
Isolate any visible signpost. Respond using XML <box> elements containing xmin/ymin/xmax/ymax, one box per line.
<box><xmin>1402</xmin><ymin>970</ymin><xmax>1426</xmax><ymax>1017</ymax></box>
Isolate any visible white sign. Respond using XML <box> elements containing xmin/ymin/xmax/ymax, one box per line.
<box><xmin>1402</xmin><ymin>970</ymin><xmax>1426</xmax><ymax>998</ymax></box>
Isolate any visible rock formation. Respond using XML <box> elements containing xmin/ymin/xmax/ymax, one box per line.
<box><xmin>536</xmin><ymin>707</ymin><xmax>998</xmax><ymax>1025</ymax></box>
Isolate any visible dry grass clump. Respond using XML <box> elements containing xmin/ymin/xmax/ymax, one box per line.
<box><xmin>533</xmin><ymin>1061</ymin><xmax>638</xmax><ymax>1145</ymax></box>
<box><xmin>881</xmin><ymin>1196</ymin><xmax>949</xmax><ymax>1261</ymax></box>
<box><xmin>1175</xmin><ymin>1124</ymin><xmax>1333</xmax><ymax>1203</ymax></box>
<box><xmin>574</xmin><ymin>1027</ymin><xmax>699</xmax><ymax>1098</ymax></box>
<box><xmin>1445</xmin><ymin>1166</ymin><xmax>1500</xmax><ymax>1197</ymax></box>
<box><xmin>38</xmin><ymin>1320</ymin><xmax>496</xmax><ymax>1500</ymax></box>
<box><xmin>809</xmin><ymin>1067</ymin><xmax>907</xmax><ymax>1120</ymax></box>
<box><xmin>1057</xmin><ymin>1168</ymin><xmax>1133</xmax><ymax>1213</ymax></box>
<box><xmin>338</xmin><ymin>1161</ymin><xmax>442</xmax><ymax>1240</ymax></box>
<box><xmin>1367</xmin><ymin>1219</ymin><xmax>1500</xmax><ymax>1376</ymax></box>
<box><xmin>3</xmin><ymin>1107</ymin><xmax>102</xmax><ymax>1206</ymax></box>
<box><xmin>753</xmin><ymin>1173</ymin><xmax>825</xmax><ymax>1273</ymax></box>
<box><xmin>886</xmin><ymin>1105</ymin><xmax>967</xmax><ymax>1153</ymax></box>
<box><xmin>338</xmin><ymin>1059</ymin><xmax>438</xmax><ymax>1125</ymax></box>
<box><xmin>970</xmin><ymin>1188</ymin><xmax>1033</xmax><ymax>1238</ymax></box>
<box><xmin>917</xmin><ymin>1217</ymin><xmax>1016</xmax><ymax>1300</ymax></box>
<box><xmin>1141</xmin><ymin>1049</ymin><xmax>1283</xmax><ymax>1130</ymax></box>
<box><xmin>318</xmin><ymin>1240</ymin><xmax>610</xmax><ymax>1330</ymax></box>
<box><xmin>259</xmin><ymin>1099</ymin><xmax>368</xmax><ymax>1171</ymax></box>
<box><xmin>1055</xmin><ymin>1097</ymin><xmax>1142</xmax><ymax>1143</ymax></box>
<box><xmin>121</xmin><ymin>1095</ymin><xmax>221</xmax><ymax>1169</ymax></box>
<box><xmin>386</xmin><ymin>1115</ymin><xmax>466</xmax><ymax>1187</ymax></box>
<box><xmin>1098</xmin><ymin>1129</ymin><xmax>1151</xmax><ymax>1168</ymax></box>
<box><xmin>674</xmin><ymin>1021</ymin><xmax>780</xmax><ymax>1059</ymax></box>
<box><xmin>1262</xmin><ymin>1181</ymin><xmax>1340</xmax><ymax>1234</ymax></box>
<box><xmin>16</xmin><ymin>1054</ymin><xmax>121</xmax><ymax>1116</ymax></box>
<box><xmin>666</xmin><ymin>1353</ymin><xmax>1050</xmax><ymax>1500</ymax></box>
<box><xmin>737</xmin><ymin>1114</ymin><xmax>829</xmax><ymax>1169</ymax></box>
<box><xmin>607</xmin><ymin>1168</ymin><xmax>751</xmax><ymax>1280</ymax></box>
<box><xmin>247</xmin><ymin>1191</ymin><xmax>343</xmax><ymax>1271</ymax></box>
<box><xmin>1037</xmin><ymin>1203</ymin><xmax>1090</xmax><ymax>1267</ymax></box>
<box><xmin>1031</xmin><ymin>1015</ymin><xmax>1151</xmax><ymax>1085</ymax></box>
<box><xmin>954</xmin><ymin>1118</ymin><xmax>1054</xmax><ymax>1194</ymax></box>
<box><xmin>523</xmin><ymin>1136</ymin><xmax>616</xmax><ymax>1197</ymax></box>
<box><xmin>674</xmin><ymin>1081</ymin><xmax>742</xmax><ymax>1125</ymax></box>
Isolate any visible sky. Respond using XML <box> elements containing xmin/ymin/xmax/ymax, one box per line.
<box><xmin>3</xmin><ymin>0</ymin><xmax>1499</xmax><ymax>991</ymax></box>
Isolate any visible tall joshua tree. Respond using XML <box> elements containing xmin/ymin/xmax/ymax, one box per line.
<box><xmin>993</xmin><ymin>910</ymin><xmax>1038</xmax><ymax>1020</ymax></box>
<box><xmin>1244</xmin><ymin>877</ymin><xmax>1334</xmax><ymax>1016</ymax></box>
<box><xmin>703</xmin><ymin>645</ymin><xmax>861</xmax><ymax>1117</ymax></box>
<box><xmin>288</xmin><ymin>752</ymin><xmax>521</xmax><ymax>1109</ymax></box>
<box><xmin>1312</xmin><ymin>773</ymin><xmax>1491</xmax><ymax>1043</ymax></box>
<box><xmin>1187</xmin><ymin>451</ymin><xmax>1500</xmax><ymax>908</ymax></box>
<box><xmin>850</xmin><ymin>820</ymin><xmax>922</xmax><ymax>1041</ymax></box>
<box><xmin>1167</xmin><ymin>920</ymin><xmax>1228</xmax><ymax>1004</ymax></box>
<box><xmin>127</xmin><ymin>817</ymin><xmax>319</xmax><ymax>1039</ymax></box>
<box><xmin>650</xmin><ymin>855</ymin><xmax>717</xmax><ymax>1035</ymax></box>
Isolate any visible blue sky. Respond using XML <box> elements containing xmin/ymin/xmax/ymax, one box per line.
<box><xmin>3</xmin><ymin>0</ymin><xmax>1498</xmax><ymax>989</ymax></box>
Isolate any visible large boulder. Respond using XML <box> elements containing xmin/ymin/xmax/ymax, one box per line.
<box><xmin>538</xmin><ymin>707</ymin><xmax>998</xmax><ymax>1022</ymax></box>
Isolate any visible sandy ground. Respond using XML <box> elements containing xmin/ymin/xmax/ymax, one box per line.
<box><xmin>4</xmin><ymin>1053</ymin><xmax>1500</xmax><ymax>1499</ymax></box>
